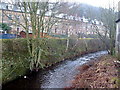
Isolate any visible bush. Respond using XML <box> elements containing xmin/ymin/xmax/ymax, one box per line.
<box><xmin>2</xmin><ymin>38</ymin><xmax>105</xmax><ymax>83</ymax></box>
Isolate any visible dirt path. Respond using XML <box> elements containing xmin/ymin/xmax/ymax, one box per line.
<box><xmin>66</xmin><ymin>55</ymin><xmax>120</xmax><ymax>89</ymax></box>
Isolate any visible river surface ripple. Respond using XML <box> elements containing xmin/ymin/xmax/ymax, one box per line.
<box><xmin>41</xmin><ymin>51</ymin><xmax>108</xmax><ymax>88</ymax></box>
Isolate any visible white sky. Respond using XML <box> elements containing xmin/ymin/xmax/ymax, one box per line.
<box><xmin>1</xmin><ymin>0</ymin><xmax>120</xmax><ymax>9</ymax></box>
<box><xmin>50</xmin><ymin>0</ymin><xmax>120</xmax><ymax>8</ymax></box>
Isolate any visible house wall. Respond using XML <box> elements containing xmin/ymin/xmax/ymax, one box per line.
<box><xmin>0</xmin><ymin>9</ymin><xmax>106</xmax><ymax>37</ymax></box>
<box><xmin>116</xmin><ymin>21</ymin><xmax>120</xmax><ymax>54</ymax></box>
<box><xmin>115</xmin><ymin>1</ymin><xmax>120</xmax><ymax>57</ymax></box>
<box><xmin>118</xmin><ymin>1</ymin><xmax>120</xmax><ymax>19</ymax></box>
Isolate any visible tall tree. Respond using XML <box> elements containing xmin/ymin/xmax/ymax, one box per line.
<box><xmin>3</xmin><ymin>1</ymin><xmax>60</xmax><ymax>70</ymax></box>
<box><xmin>94</xmin><ymin>6</ymin><xmax>117</xmax><ymax>55</ymax></box>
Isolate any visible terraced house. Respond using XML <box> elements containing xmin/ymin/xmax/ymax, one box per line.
<box><xmin>0</xmin><ymin>2</ymin><xmax>106</xmax><ymax>38</ymax></box>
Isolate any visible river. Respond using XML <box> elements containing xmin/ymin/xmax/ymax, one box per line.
<box><xmin>3</xmin><ymin>51</ymin><xmax>108</xmax><ymax>89</ymax></box>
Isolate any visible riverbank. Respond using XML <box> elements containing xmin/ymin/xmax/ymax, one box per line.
<box><xmin>2</xmin><ymin>51</ymin><xmax>108</xmax><ymax>89</ymax></box>
<box><xmin>2</xmin><ymin>38</ymin><xmax>105</xmax><ymax>83</ymax></box>
<box><xmin>66</xmin><ymin>55</ymin><xmax>120</xmax><ymax>88</ymax></box>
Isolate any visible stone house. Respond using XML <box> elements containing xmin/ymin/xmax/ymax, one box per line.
<box><xmin>0</xmin><ymin>2</ymin><xmax>106</xmax><ymax>38</ymax></box>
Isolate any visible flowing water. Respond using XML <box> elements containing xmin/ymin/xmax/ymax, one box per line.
<box><xmin>3</xmin><ymin>51</ymin><xmax>108</xmax><ymax>89</ymax></box>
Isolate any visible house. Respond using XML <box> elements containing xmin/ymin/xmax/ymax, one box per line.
<box><xmin>115</xmin><ymin>1</ymin><xmax>120</xmax><ymax>56</ymax></box>
<box><xmin>0</xmin><ymin>2</ymin><xmax>106</xmax><ymax>38</ymax></box>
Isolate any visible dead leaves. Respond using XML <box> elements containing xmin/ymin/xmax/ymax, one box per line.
<box><xmin>69</xmin><ymin>55</ymin><xmax>119</xmax><ymax>88</ymax></box>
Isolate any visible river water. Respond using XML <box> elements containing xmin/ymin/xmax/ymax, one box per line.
<box><xmin>3</xmin><ymin>51</ymin><xmax>108</xmax><ymax>89</ymax></box>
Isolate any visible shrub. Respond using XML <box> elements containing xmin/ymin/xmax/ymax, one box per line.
<box><xmin>2</xmin><ymin>38</ymin><xmax>105</xmax><ymax>83</ymax></box>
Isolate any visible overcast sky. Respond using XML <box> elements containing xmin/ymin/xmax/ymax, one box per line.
<box><xmin>1</xmin><ymin>0</ymin><xmax>120</xmax><ymax>9</ymax></box>
<box><xmin>50</xmin><ymin>0</ymin><xmax>120</xmax><ymax>8</ymax></box>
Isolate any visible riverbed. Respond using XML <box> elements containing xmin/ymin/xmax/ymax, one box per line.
<box><xmin>3</xmin><ymin>51</ymin><xmax>108</xmax><ymax>89</ymax></box>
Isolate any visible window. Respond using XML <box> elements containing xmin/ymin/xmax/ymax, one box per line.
<box><xmin>8</xmin><ymin>14</ymin><xmax>12</xmax><ymax>20</ymax></box>
<box><xmin>2</xmin><ymin>13</ymin><xmax>5</xmax><ymax>17</ymax></box>
<box><xmin>27</xmin><ymin>17</ymin><xmax>29</xmax><ymax>20</ymax></box>
<box><xmin>17</xmin><ymin>27</ymin><xmax>19</xmax><ymax>32</ymax></box>
<box><xmin>15</xmin><ymin>15</ymin><xmax>20</xmax><ymax>20</ymax></box>
<box><xmin>6</xmin><ymin>5</ymin><xmax>8</xmax><ymax>9</ymax></box>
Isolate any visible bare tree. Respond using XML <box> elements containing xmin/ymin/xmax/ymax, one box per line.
<box><xmin>3</xmin><ymin>1</ymin><xmax>61</xmax><ymax>70</ymax></box>
<box><xmin>94</xmin><ymin>4</ymin><xmax>117</xmax><ymax>55</ymax></box>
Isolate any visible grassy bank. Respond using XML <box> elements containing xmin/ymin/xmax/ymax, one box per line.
<box><xmin>2</xmin><ymin>38</ymin><xmax>105</xmax><ymax>83</ymax></box>
<box><xmin>67</xmin><ymin>55</ymin><xmax>120</xmax><ymax>88</ymax></box>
